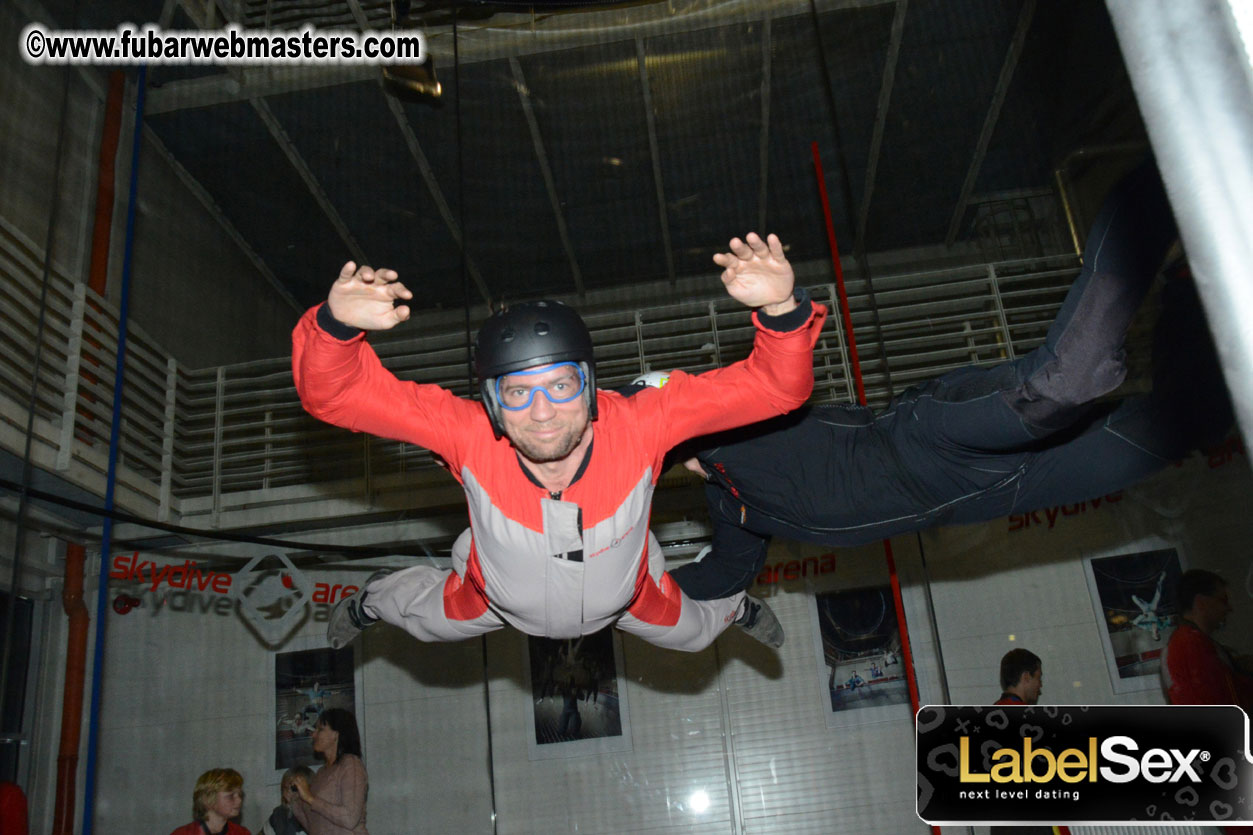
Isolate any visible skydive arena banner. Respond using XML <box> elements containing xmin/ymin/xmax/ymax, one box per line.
<box><xmin>917</xmin><ymin>705</ymin><xmax>1253</xmax><ymax>825</ymax></box>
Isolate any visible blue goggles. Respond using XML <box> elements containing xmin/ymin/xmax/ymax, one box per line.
<box><xmin>494</xmin><ymin>362</ymin><xmax>587</xmax><ymax>411</ymax></box>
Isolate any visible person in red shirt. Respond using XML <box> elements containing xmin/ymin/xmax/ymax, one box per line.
<box><xmin>168</xmin><ymin>768</ymin><xmax>250</xmax><ymax>835</ymax></box>
<box><xmin>1161</xmin><ymin>569</ymin><xmax>1253</xmax><ymax>709</ymax></box>
<box><xmin>994</xmin><ymin>648</ymin><xmax>1042</xmax><ymax>706</ymax></box>
<box><xmin>0</xmin><ymin>781</ymin><xmax>29</xmax><ymax>835</ymax></box>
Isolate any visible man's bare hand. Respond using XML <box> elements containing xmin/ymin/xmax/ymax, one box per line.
<box><xmin>713</xmin><ymin>233</ymin><xmax>797</xmax><ymax>316</ymax></box>
<box><xmin>326</xmin><ymin>262</ymin><xmax>413</xmax><ymax>330</ymax></box>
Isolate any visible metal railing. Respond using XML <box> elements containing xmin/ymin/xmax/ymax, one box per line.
<box><xmin>0</xmin><ymin>214</ymin><xmax>1080</xmax><ymax>526</ymax></box>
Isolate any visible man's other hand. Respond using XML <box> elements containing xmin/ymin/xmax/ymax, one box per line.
<box><xmin>714</xmin><ymin>233</ymin><xmax>797</xmax><ymax>316</ymax></box>
<box><xmin>326</xmin><ymin>262</ymin><xmax>413</xmax><ymax>330</ymax></box>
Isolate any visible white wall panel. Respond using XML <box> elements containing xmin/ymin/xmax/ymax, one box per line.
<box><xmin>926</xmin><ymin>448</ymin><xmax>1253</xmax><ymax>709</ymax></box>
<box><xmin>93</xmin><ymin>569</ymin><xmax>289</xmax><ymax>831</ymax></box>
<box><xmin>22</xmin><ymin>443</ymin><xmax>1252</xmax><ymax>833</ymax></box>
<box><xmin>358</xmin><ymin>619</ymin><xmax>493</xmax><ymax>833</ymax></box>
<box><xmin>487</xmin><ymin>626</ymin><xmax>736</xmax><ymax>834</ymax></box>
<box><xmin>0</xmin><ymin>2</ymin><xmax>99</xmax><ymax>283</ymax></box>
<box><xmin>0</xmin><ymin>2</ymin><xmax>296</xmax><ymax>370</ymax></box>
<box><xmin>722</xmin><ymin>587</ymin><xmax>930</xmax><ymax>835</ymax></box>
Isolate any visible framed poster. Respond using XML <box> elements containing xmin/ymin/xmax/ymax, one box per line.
<box><xmin>523</xmin><ymin>628</ymin><xmax>631</xmax><ymax>761</ymax></box>
<box><xmin>810</xmin><ymin>584</ymin><xmax>911</xmax><ymax>728</ymax></box>
<box><xmin>273</xmin><ymin>635</ymin><xmax>361</xmax><ymax>771</ymax></box>
<box><xmin>1082</xmin><ymin>539</ymin><xmax>1185</xmax><ymax>694</ymax></box>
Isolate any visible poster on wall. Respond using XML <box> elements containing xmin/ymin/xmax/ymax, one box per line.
<box><xmin>274</xmin><ymin>641</ymin><xmax>357</xmax><ymax>770</ymax></box>
<box><xmin>1083</xmin><ymin>540</ymin><xmax>1185</xmax><ymax>694</ymax></box>
<box><xmin>810</xmin><ymin>585</ymin><xmax>910</xmax><ymax>728</ymax></box>
<box><xmin>523</xmin><ymin>628</ymin><xmax>631</xmax><ymax>761</ymax></box>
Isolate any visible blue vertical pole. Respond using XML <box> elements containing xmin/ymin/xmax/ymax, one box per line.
<box><xmin>81</xmin><ymin>65</ymin><xmax>146</xmax><ymax>835</ymax></box>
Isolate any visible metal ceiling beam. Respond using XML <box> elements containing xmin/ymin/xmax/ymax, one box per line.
<box><xmin>380</xmin><ymin>90</ymin><xmax>493</xmax><ymax>307</ymax></box>
<box><xmin>145</xmin><ymin>0</ymin><xmax>898</xmax><ymax>114</ymax></box>
<box><xmin>243</xmin><ymin>0</ymin><xmax>390</xmax><ymax>29</ymax></box>
<box><xmin>173</xmin><ymin>0</ymin><xmax>369</xmax><ymax>302</ymax></box>
<box><xmin>12</xmin><ymin>0</ymin><xmax>299</xmax><ymax>314</ymax></box>
<box><xmin>183</xmin><ymin>0</ymin><xmax>370</xmax><ymax>267</ymax></box>
<box><xmin>853</xmin><ymin>0</ymin><xmax>907</xmax><ymax>256</ymax></box>
<box><xmin>343</xmin><ymin>0</ymin><xmax>371</xmax><ymax>31</ymax></box>
<box><xmin>248</xmin><ymin>97</ymin><xmax>369</xmax><ymax>265</ymax></box>
<box><xmin>510</xmin><ymin>57</ymin><xmax>584</xmax><ymax>298</ymax></box>
<box><xmin>146</xmin><ymin>66</ymin><xmax>378</xmax><ymax>116</ymax></box>
<box><xmin>145</xmin><ymin>127</ymin><xmax>304</xmax><ymax>314</ymax></box>
<box><xmin>944</xmin><ymin>0</ymin><xmax>1036</xmax><ymax>247</ymax></box>
<box><xmin>636</xmin><ymin>37</ymin><xmax>675</xmax><ymax>286</ymax></box>
<box><xmin>350</xmin><ymin>0</ymin><xmax>487</xmax><ymax>305</ymax></box>
<box><xmin>158</xmin><ymin>0</ymin><xmax>179</xmax><ymax>27</ymax></box>
<box><xmin>757</xmin><ymin>12</ymin><xmax>772</xmax><ymax>233</ymax></box>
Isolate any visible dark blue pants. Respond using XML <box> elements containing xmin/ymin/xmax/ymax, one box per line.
<box><xmin>673</xmin><ymin>162</ymin><xmax>1231</xmax><ymax>600</ymax></box>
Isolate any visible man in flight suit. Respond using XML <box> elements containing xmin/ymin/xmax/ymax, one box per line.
<box><xmin>293</xmin><ymin>232</ymin><xmax>827</xmax><ymax>651</ymax></box>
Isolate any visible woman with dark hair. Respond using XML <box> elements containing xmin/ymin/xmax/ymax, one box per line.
<box><xmin>289</xmin><ymin>708</ymin><xmax>369</xmax><ymax>835</ymax></box>
<box><xmin>169</xmin><ymin>767</ymin><xmax>250</xmax><ymax>835</ymax></box>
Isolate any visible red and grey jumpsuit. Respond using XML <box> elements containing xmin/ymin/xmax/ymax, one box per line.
<box><xmin>292</xmin><ymin>294</ymin><xmax>826</xmax><ymax>651</ymax></box>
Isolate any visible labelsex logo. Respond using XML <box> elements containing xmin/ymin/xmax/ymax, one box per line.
<box><xmin>960</xmin><ymin>735</ymin><xmax>1206</xmax><ymax>784</ymax></box>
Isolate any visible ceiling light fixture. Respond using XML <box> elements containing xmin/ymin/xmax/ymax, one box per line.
<box><xmin>383</xmin><ymin>58</ymin><xmax>442</xmax><ymax>105</ymax></box>
<box><xmin>383</xmin><ymin>0</ymin><xmax>442</xmax><ymax>105</ymax></box>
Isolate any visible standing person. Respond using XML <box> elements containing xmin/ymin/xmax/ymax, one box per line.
<box><xmin>658</xmin><ymin>162</ymin><xmax>1231</xmax><ymax>602</ymax></box>
<box><xmin>1161</xmin><ymin>569</ymin><xmax>1253</xmax><ymax>709</ymax></box>
<box><xmin>995</xmin><ymin>649</ymin><xmax>1043</xmax><ymax>705</ymax></box>
<box><xmin>289</xmin><ymin>709</ymin><xmax>368</xmax><ymax>835</ymax></box>
<box><xmin>293</xmin><ymin>232</ymin><xmax>826</xmax><ymax>653</ymax></box>
<box><xmin>988</xmin><ymin>654</ymin><xmax>1052</xmax><ymax>835</ymax></box>
<box><xmin>169</xmin><ymin>768</ymin><xmax>249</xmax><ymax>835</ymax></box>
<box><xmin>0</xmin><ymin>782</ymin><xmax>28</xmax><ymax>835</ymax></box>
<box><xmin>262</xmin><ymin>767</ymin><xmax>312</xmax><ymax>835</ymax></box>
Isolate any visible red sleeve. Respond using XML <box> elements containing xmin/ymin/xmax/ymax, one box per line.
<box><xmin>292</xmin><ymin>304</ymin><xmax>485</xmax><ymax>470</ymax></box>
<box><xmin>1166</xmin><ymin>628</ymin><xmax>1241</xmax><ymax>705</ymax></box>
<box><xmin>633</xmin><ymin>301</ymin><xmax>828</xmax><ymax>457</ymax></box>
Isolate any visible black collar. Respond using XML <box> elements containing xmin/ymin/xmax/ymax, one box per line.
<box><xmin>516</xmin><ymin>437</ymin><xmax>594</xmax><ymax>499</ymax></box>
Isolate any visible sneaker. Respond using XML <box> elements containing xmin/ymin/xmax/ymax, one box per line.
<box><xmin>735</xmin><ymin>594</ymin><xmax>784</xmax><ymax>648</ymax></box>
<box><xmin>327</xmin><ymin>569</ymin><xmax>392</xmax><ymax>649</ymax></box>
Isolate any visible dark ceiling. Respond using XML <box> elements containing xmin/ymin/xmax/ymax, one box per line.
<box><xmin>34</xmin><ymin>0</ymin><xmax>1145</xmax><ymax>313</ymax></box>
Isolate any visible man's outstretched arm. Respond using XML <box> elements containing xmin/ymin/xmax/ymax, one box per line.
<box><xmin>292</xmin><ymin>262</ymin><xmax>481</xmax><ymax>461</ymax></box>
<box><xmin>636</xmin><ymin>232</ymin><xmax>827</xmax><ymax>451</ymax></box>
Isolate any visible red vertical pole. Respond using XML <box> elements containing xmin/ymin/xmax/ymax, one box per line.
<box><xmin>810</xmin><ymin>143</ymin><xmax>867</xmax><ymax>406</ymax></box>
<box><xmin>51</xmin><ymin>543</ymin><xmax>88</xmax><ymax>835</ymax></box>
<box><xmin>812</xmin><ymin>142</ymin><xmax>935</xmax><ymax>832</ymax></box>
<box><xmin>52</xmin><ymin>70</ymin><xmax>125</xmax><ymax>835</ymax></box>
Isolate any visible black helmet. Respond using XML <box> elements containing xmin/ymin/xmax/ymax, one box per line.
<box><xmin>474</xmin><ymin>300</ymin><xmax>597</xmax><ymax>438</ymax></box>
